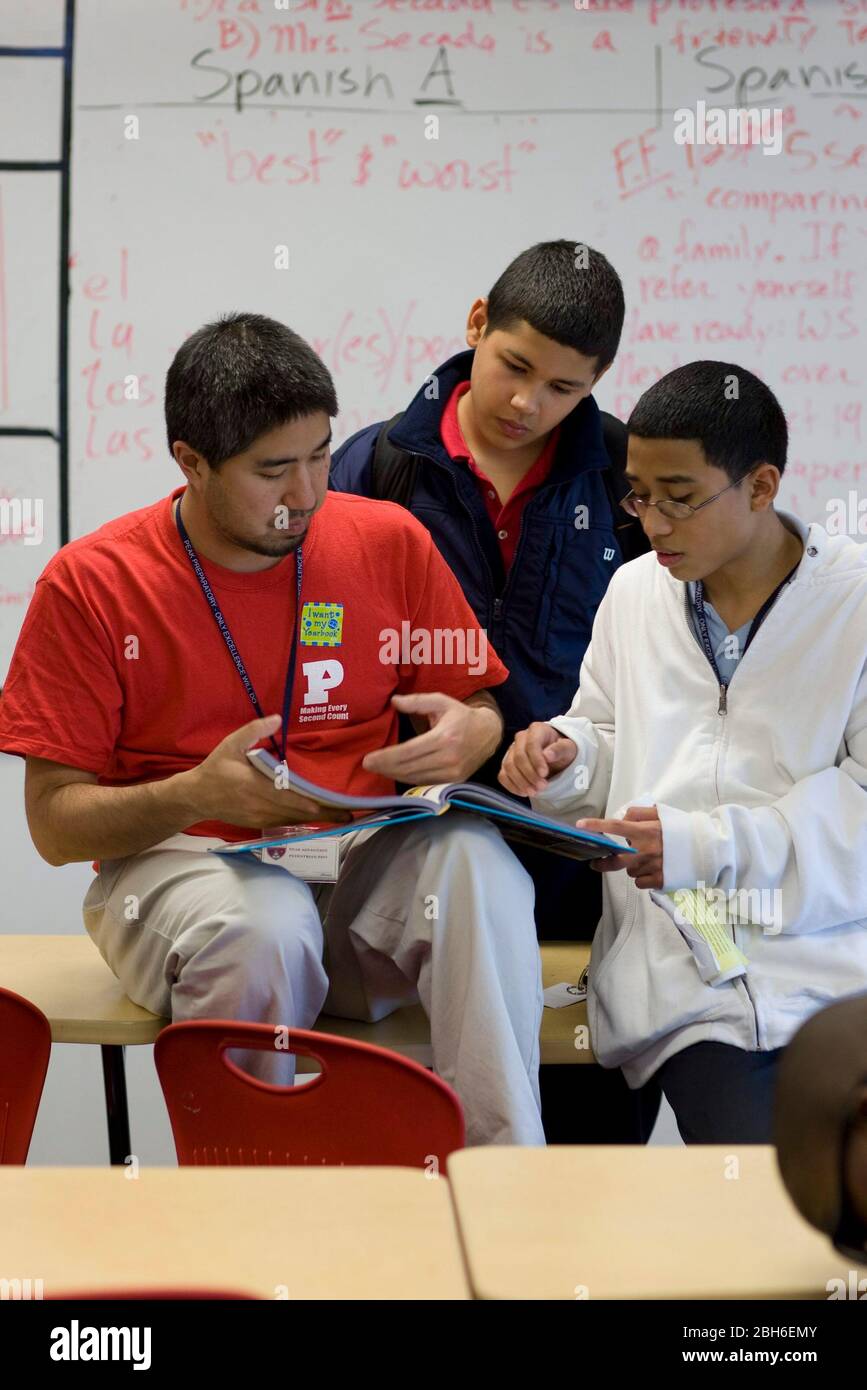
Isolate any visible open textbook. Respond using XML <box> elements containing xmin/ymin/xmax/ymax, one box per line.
<box><xmin>209</xmin><ymin>747</ymin><xmax>636</xmax><ymax>872</ymax></box>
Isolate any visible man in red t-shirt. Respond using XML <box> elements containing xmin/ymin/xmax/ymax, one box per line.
<box><xmin>0</xmin><ymin>313</ymin><xmax>544</xmax><ymax>1147</ymax></box>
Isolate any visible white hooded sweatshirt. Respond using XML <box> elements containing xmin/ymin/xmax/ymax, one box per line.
<box><xmin>532</xmin><ymin>512</ymin><xmax>867</xmax><ymax>1088</ymax></box>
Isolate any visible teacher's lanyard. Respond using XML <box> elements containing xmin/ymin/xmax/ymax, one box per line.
<box><xmin>174</xmin><ymin>502</ymin><xmax>301</xmax><ymax>765</ymax></box>
<box><xmin>692</xmin><ymin>560</ymin><xmax>800</xmax><ymax>715</ymax></box>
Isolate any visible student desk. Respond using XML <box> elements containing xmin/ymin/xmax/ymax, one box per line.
<box><xmin>447</xmin><ymin>1146</ymin><xmax>863</xmax><ymax>1300</ymax></box>
<box><xmin>0</xmin><ymin>1166</ymin><xmax>469</xmax><ymax>1300</ymax></box>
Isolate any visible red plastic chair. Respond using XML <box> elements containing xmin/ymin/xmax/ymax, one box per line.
<box><xmin>0</xmin><ymin>987</ymin><xmax>52</xmax><ymax>1163</ymax></box>
<box><xmin>154</xmin><ymin>1021</ymin><xmax>465</xmax><ymax>1169</ymax></box>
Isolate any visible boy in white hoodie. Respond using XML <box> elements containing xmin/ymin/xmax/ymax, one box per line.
<box><xmin>500</xmin><ymin>360</ymin><xmax>867</xmax><ymax>1143</ymax></box>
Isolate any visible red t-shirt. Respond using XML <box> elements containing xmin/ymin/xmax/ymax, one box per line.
<box><xmin>440</xmin><ymin>381</ymin><xmax>560</xmax><ymax>570</ymax></box>
<box><xmin>0</xmin><ymin>487</ymin><xmax>508</xmax><ymax>864</ymax></box>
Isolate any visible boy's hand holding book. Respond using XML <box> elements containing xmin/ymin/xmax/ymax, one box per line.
<box><xmin>576</xmin><ymin>807</ymin><xmax>664</xmax><ymax>890</ymax></box>
<box><xmin>498</xmin><ymin>721</ymin><xmax>579</xmax><ymax>797</ymax></box>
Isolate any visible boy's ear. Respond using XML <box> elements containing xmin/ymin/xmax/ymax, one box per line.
<box><xmin>749</xmin><ymin>462</ymin><xmax>781</xmax><ymax>511</ymax></box>
<box><xmin>465</xmin><ymin>297</ymin><xmax>488</xmax><ymax>348</ymax></box>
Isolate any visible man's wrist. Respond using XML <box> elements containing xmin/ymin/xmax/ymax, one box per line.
<box><xmin>168</xmin><ymin>767</ymin><xmax>207</xmax><ymax>824</ymax></box>
<box><xmin>471</xmin><ymin>702</ymin><xmax>504</xmax><ymax>761</ymax></box>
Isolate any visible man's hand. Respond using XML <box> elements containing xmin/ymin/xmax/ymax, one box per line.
<box><xmin>361</xmin><ymin>692</ymin><xmax>503</xmax><ymax>784</ymax></box>
<box><xmin>186</xmin><ymin>714</ymin><xmax>352</xmax><ymax>829</ymax></box>
<box><xmin>499</xmin><ymin>721</ymin><xmax>578</xmax><ymax>797</ymax></box>
<box><xmin>577</xmin><ymin>806</ymin><xmax>663</xmax><ymax>889</ymax></box>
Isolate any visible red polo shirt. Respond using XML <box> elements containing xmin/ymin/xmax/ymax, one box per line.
<box><xmin>0</xmin><ymin>488</ymin><xmax>508</xmax><ymax>871</ymax></box>
<box><xmin>440</xmin><ymin>380</ymin><xmax>560</xmax><ymax>571</ymax></box>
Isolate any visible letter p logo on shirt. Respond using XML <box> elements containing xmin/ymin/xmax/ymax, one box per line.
<box><xmin>302</xmin><ymin>659</ymin><xmax>345</xmax><ymax>705</ymax></box>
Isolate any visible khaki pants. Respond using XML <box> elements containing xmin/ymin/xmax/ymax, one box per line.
<box><xmin>82</xmin><ymin>812</ymin><xmax>545</xmax><ymax>1146</ymax></box>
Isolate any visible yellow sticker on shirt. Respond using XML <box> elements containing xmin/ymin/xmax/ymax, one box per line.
<box><xmin>300</xmin><ymin>601</ymin><xmax>343</xmax><ymax>647</ymax></box>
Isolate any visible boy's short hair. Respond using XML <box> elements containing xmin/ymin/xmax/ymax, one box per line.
<box><xmin>165</xmin><ymin>312</ymin><xmax>338</xmax><ymax>467</ymax></box>
<box><xmin>627</xmin><ymin>360</ymin><xmax>788</xmax><ymax>481</ymax></box>
<box><xmin>485</xmin><ymin>240</ymin><xmax>625</xmax><ymax>375</ymax></box>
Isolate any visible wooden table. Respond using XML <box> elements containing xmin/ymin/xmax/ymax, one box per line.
<box><xmin>0</xmin><ymin>1166</ymin><xmax>469</xmax><ymax>1300</ymax></box>
<box><xmin>447</xmin><ymin>1145</ymin><xmax>863</xmax><ymax>1300</ymax></box>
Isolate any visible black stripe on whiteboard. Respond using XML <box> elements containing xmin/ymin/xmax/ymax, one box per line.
<box><xmin>0</xmin><ymin>428</ymin><xmax>58</xmax><ymax>438</ymax></box>
<box><xmin>0</xmin><ymin>162</ymin><xmax>63</xmax><ymax>172</ymax></box>
<box><xmin>0</xmin><ymin>12</ymin><xmax>75</xmax><ymax>547</ymax></box>
<box><xmin>0</xmin><ymin>47</ymin><xmax>66</xmax><ymax>58</ymax></box>
<box><xmin>58</xmin><ymin>0</ymin><xmax>75</xmax><ymax>548</ymax></box>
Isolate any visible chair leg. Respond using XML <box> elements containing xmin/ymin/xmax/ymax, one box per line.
<box><xmin>100</xmin><ymin>1044</ymin><xmax>131</xmax><ymax>1166</ymax></box>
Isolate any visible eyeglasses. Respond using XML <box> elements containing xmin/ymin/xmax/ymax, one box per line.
<box><xmin>832</xmin><ymin>1108</ymin><xmax>867</xmax><ymax>1264</ymax></box>
<box><xmin>620</xmin><ymin>469</ymin><xmax>756</xmax><ymax>522</ymax></box>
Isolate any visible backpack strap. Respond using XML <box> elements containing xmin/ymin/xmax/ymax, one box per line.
<box><xmin>370</xmin><ymin>412</ymin><xmax>420</xmax><ymax>507</ymax></box>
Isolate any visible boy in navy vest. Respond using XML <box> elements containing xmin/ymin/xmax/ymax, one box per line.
<box><xmin>331</xmin><ymin>240</ymin><xmax>655</xmax><ymax>1142</ymax></box>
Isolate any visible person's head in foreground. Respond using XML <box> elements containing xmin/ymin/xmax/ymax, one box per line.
<box><xmin>775</xmin><ymin>994</ymin><xmax>867</xmax><ymax>1261</ymax></box>
<box><xmin>624</xmin><ymin>359</ymin><xmax>796</xmax><ymax>585</ymax></box>
<box><xmin>165</xmin><ymin>311</ymin><xmax>338</xmax><ymax>566</ymax></box>
<box><xmin>460</xmin><ymin>238</ymin><xmax>623</xmax><ymax>454</ymax></box>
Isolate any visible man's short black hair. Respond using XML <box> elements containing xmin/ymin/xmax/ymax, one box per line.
<box><xmin>165</xmin><ymin>312</ymin><xmax>338</xmax><ymax>467</ymax></box>
<box><xmin>484</xmin><ymin>240</ymin><xmax>625</xmax><ymax>375</ymax></box>
<box><xmin>627</xmin><ymin>360</ymin><xmax>788</xmax><ymax>481</ymax></box>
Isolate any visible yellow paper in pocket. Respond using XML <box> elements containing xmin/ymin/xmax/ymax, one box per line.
<box><xmin>666</xmin><ymin>887</ymin><xmax>749</xmax><ymax>986</ymax></box>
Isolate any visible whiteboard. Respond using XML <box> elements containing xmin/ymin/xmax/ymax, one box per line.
<box><xmin>0</xmin><ymin>0</ymin><xmax>65</xmax><ymax>49</ymax></box>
